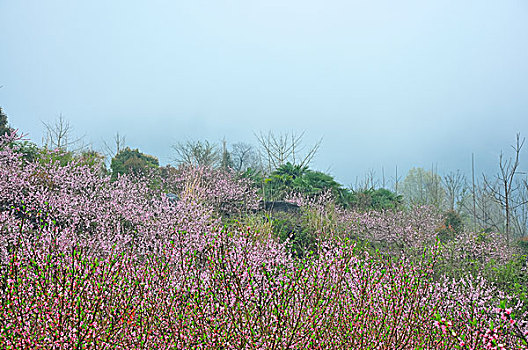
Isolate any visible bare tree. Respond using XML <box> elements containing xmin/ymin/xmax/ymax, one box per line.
<box><xmin>474</xmin><ymin>182</ymin><xmax>505</xmax><ymax>232</ymax></box>
<box><xmin>512</xmin><ymin>175</ymin><xmax>528</xmax><ymax>236</ymax></box>
<box><xmin>425</xmin><ymin>163</ymin><xmax>444</xmax><ymax>209</ymax></box>
<box><xmin>101</xmin><ymin>132</ymin><xmax>127</xmax><ymax>167</ymax></box>
<box><xmin>458</xmin><ymin>171</ymin><xmax>507</xmax><ymax>234</ymax></box>
<box><xmin>392</xmin><ymin>165</ymin><xmax>402</xmax><ymax>195</ymax></box>
<box><xmin>230</xmin><ymin>142</ymin><xmax>262</xmax><ymax>172</ymax></box>
<box><xmin>172</xmin><ymin>140</ymin><xmax>220</xmax><ymax>167</ymax></box>
<box><xmin>103</xmin><ymin>132</ymin><xmax>126</xmax><ymax>157</ymax></box>
<box><xmin>472</xmin><ymin>153</ymin><xmax>477</xmax><ymax>232</ymax></box>
<box><xmin>443</xmin><ymin>170</ymin><xmax>467</xmax><ymax>212</ymax></box>
<box><xmin>42</xmin><ymin>114</ymin><xmax>85</xmax><ymax>152</ymax></box>
<box><xmin>483</xmin><ymin>133</ymin><xmax>526</xmax><ymax>244</ymax></box>
<box><xmin>361</xmin><ymin>169</ymin><xmax>378</xmax><ymax>190</ymax></box>
<box><xmin>350</xmin><ymin>169</ymin><xmax>379</xmax><ymax>192</ymax></box>
<box><xmin>255</xmin><ymin>131</ymin><xmax>321</xmax><ymax>173</ymax></box>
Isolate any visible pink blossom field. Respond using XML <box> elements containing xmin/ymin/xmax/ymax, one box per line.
<box><xmin>1</xmin><ymin>132</ymin><xmax>527</xmax><ymax>349</ymax></box>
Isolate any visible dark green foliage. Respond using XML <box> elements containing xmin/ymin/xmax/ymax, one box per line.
<box><xmin>485</xmin><ymin>255</ymin><xmax>528</xmax><ymax>316</ymax></box>
<box><xmin>0</xmin><ymin>107</ymin><xmax>12</xmax><ymax>137</ymax></box>
<box><xmin>263</xmin><ymin>162</ymin><xmax>344</xmax><ymax>201</ymax></box>
<box><xmin>261</xmin><ymin>163</ymin><xmax>401</xmax><ymax>211</ymax></box>
<box><xmin>346</xmin><ymin>188</ymin><xmax>403</xmax><ymax>211</ymax></box>
<box><xmin>437</xmin><ymin>210</ymin><xmax>464</xmax><ymax>242</ymax></box>
<box><xmin>220</xmin><ymin>140</ymin><xmax>233</xmax><ymax>169</ymax></box>
<box><xmin>518</xmin><ymin>237</ymin><xmax>528</xmax><ymax>255</ymax></box>
<box><xmin>263</xmin><ymin>163</ymin><xmax>308</xmax><ymax>200</ymax></box>
<box><xmin>270</xmin><ymin>212</ymin><xmax>316</xmax><ymax>258</ymax></box>
<box><xmin>444</xmin><ymin>210</ymin><xmax>464</xmax><ymax>233</ymax></box>
<box><xmin>77</xmin><ymin>150</ymin><xmax>107</xmax><ymax>174</ymax></box>
<box><xmin>38</xmin><ymin>148</ymin><xmax>75</xmax><ymax>167</ymax></box>
<box><xmin>110</xmin><ymin>147</ymin><xmax>159</xmax><ymax>180</ymax></box>
<box><xmin>370</xmin><ymin>188</ymin><xmax>403</xmax><ymax>210</ymax></box>
<box><xmin>241</xmin><ymin>167</ymin><xmax>264</xmax><ymax>184</ymax></box>
<box><xmin>0</xmin><ymin>112</ymin><xmax>40</xmax><ymax>162</ymax></box>
<box><xmin>301</xmin><ymin>170</ymin><xmax>343</xmax><ymax>197</ymax></box>
<box><xmin>14</xmin><ymin>141</ymin><xmax>39</xmax><ymax>163</ymax></box>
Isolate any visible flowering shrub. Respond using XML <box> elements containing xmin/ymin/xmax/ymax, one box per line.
<box><xmin>161</xmin><ymin>164</ymin><xmax>260</xmax><ymax>216</ymax></box>
<box><xmin>432</xmin><ymin>275</ymin><xmax>528</xmax><ymax>348</ymax></box>
<box><xmin>1</xmin><ymin>132</ymin><xmax>528</xmax><ymax>348</ymax></box>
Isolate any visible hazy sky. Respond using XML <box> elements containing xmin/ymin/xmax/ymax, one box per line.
<box><xmin>1</xmin><ymin>0</ymin><xmax>527</xmax><ymax>186</ymax></box>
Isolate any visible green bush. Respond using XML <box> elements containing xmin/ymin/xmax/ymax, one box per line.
<box><xmin>110</xmin><ymin>147</ymin><xmax>159</xmax><ymax>180</ymax></box>
<box><xmin>346</xmin><ymin>188</ymin><xmax>403</xmax><ymax>211</ymax></box>
<box><xmin>269</xmin><ymin>212</ymin><xmax>317</xmax><ymax>259</ymax></box>
<box><xmin>485</xmin><ymin>254</ymin><xmax>528</xmax><ymax>315</ymax></box>
<box><xmin>436</xmin><ymin>210</ymin><xmax>464</xmax><ymax>242</ymax></box>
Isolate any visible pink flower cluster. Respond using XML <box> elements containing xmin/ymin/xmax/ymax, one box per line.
<box><xmin>162</xmin><ymin>164</ymin><xmax>260</xmax><ymax>215</ymax></box>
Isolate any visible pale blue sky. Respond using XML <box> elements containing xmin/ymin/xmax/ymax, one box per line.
<box><xmin>1</xmin><ymin>0</ymin><xmax>527</xmax><ymax>186</ymax></box>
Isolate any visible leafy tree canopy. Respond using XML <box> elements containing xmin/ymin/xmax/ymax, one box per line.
<box><xmin>110</xmin><ymin>147</ymin><xmax>159</xmax><ymax>180</ymax></box>
<box><xmin>347</xmin><ymin>188</ymin><xmax>403</xmax><ymax>211</ymax></box>
<box><xmin>401</xmin><ymin>167</ymin><xmax>445</xmax><ymax>207</ymax></box>
<box><xmin>263</xmin><ymin>162</ymin><xmax>344</xmax><ymax>201</ymax></box>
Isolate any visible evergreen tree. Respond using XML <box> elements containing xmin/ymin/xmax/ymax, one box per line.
<box><xmin>110</xmin><ymin>147</ymin><xmax>159</xmax><ymax>180</ymax></box>
<box><xmin>0</xmin><ymin>107</ymin><xmax>13</xmax><ymax>136</ymax></box>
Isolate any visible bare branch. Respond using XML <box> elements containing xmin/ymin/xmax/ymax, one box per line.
<box><xmin>42</xmin><ymin>114</ymin><xmax>86</xmax><ymax>152</ymax></box>
<box><xmin>484</xmin><ymin>133</ymin><xmax>525</xmax><ymax>243</ymax></box>
<box><xmin>254</xmin><ymin>131</ymin><xmax>321</xmax><ymax>173</ymax></box>
<box><xmin>231</xmin><ymin>142</ymin><xmax>262</xmax><ymax>172</ymax></box>
<box><xmin>172</xmin><ymin>140</ymin><xmax>220</xmax><ymax>167</ymax></box>
<box><xmin>102</xmin><ymin>132</ymin><xmax>127</xmax><ymax>165</ymax></box>
<box><xmin>442</xmin><ymin>170</ymin><xmax>467</xmax><ymax>212</ymax></box>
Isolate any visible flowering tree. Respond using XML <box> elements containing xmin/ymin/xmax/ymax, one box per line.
<box><xmin>1</xmin><ymin>131</ymin><xmax>528</xmax><ymax>348</ymax></box>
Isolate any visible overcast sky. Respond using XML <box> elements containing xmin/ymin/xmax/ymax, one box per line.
<box><xmin>1</xmin><ymin>0</ymin><xmax>527</xmax><ymax>187</ymax></box>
